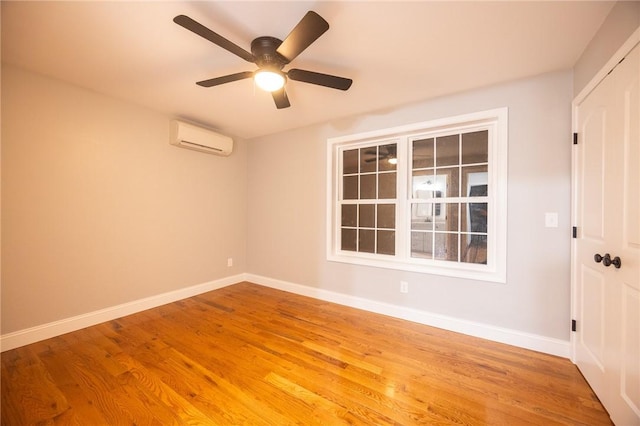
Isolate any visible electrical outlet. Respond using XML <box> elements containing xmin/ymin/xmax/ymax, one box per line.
<box><xmin>227</xmin><ymin>258</ymin><xmax>233</xmax><ymax>267</ymax></box>
<box><xmin>400</xmin><ymin>281</ymin><xmax>409</xmax><ymax>294</ymax></box>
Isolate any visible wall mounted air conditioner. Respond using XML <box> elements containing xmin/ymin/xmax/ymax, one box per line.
<box><xmin>170</xmin><ymin>120</ymin><xmax>233</xmax><ymax>156</ymax></box>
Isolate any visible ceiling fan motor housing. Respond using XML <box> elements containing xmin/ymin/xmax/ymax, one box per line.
<box><xmin>251</xmin><ymin>36</ymin><xmax>287</xmax><ymax>71</ymax></box>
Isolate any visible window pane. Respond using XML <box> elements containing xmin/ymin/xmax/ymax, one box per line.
<box><xmin>469</xmin><ymin>184</ymin><xmax>487</xmax><ymax>197</ymax></box>
<box><xmin>438</xmin><ymin>168</ymin><xmax>459</xmax><ymax>198</ymax></box>
<box><xmin>377</xmin><ymin>204</ymin><xmax>395</xmax><ymax>229</ymax></box>
<box><xmin>343</xmin><ymin>175</ymin><xmax>358</xmax><ymax>200</ymax></box>
<box><xmin>461</xmin><ymin>165</ymin><xmax>488</xmax><ymax>197</ymax></box>
<box><xmin>442</xmin><ymin>203</ymin><xmax>459</xmax><ymax>232</ymax></box>
<box><xmin>379</xmin><ymin>144</ymin><xmax>398</xmax><ymax>172</ymax></box>
<box><xmin>461</xmin><ymin>234</ymin><xmax>487</xmax><ymax>264</ymax></box>
<box><xmin>359</xmin><ymin>204</ymin><xmax>375</xmax><ymax>228</ymax></box>
<box><xmin>360</xmin><ymin>174</ymin><xmax>376</xmax><ymax>199</ymax></box>
<box><xmin>411</xmin><ymin>231</ymin><xmax>433</xmax><ymax>258</ymax></box>
<box><xmin>436</xmin><ymin>134</ymin><xmax>459</xmax><ymax>167</ymax></box>
<box><xmin>359</xmin><ymin>229</ymin><xmax>375</xmax><ymax>253</ymax></box>
<box><xmin>462</xmin><ymin>130</ymin><xmax>488</xmax><ymax>164</ymax></box>
<box><xmin>435</xmin><ymin>233</ymin><xmax>459</xmax><ymax>261</ymax></box>
<box><xmin>461</xmin><ymin>203</ymin><xmax>488</xmax><ymax>233</ymax></box>
<box><xmin>377</xmin><ymin>230</ymin><xmax>395</xmax><ymax>255</ymax></box>
<box><xmin>360</xmin><ymin>147</ymin><xmax>377</xmax><ymax>173</ymax></box>
<box><xmin>341</xmin><ymin>204</ymin><xmax>357</xmax><ymax>227</ymax></box>
<box><xmin>412</xmin><ymin>169</ymin><xmax>435</xmax><ymax>198</ymax></box>
<box><xmin>343</xmin><ymin>149</ymin><xmax>359</xmax><ymax>174</ymax></box>
<box><xmin>411</xmin><ymin>203</ymin><xmax>435</xmax><ymax>227</ymax></box>
<box><xmin>341</xmin><ymin>228</ymin><xmax>357</xmax><ymax>251</ymax></box>
<box><xmin>432</xmin><ymin>199</ymin><xmax>445</xmax><ymax>222</ymax></box>
<box><xmin>413</xmin><ymin>138</ymin><xmax>434</xmax><ymax>169</ymax></box>
<box><xmin>378</xmin><ymin>172</ymin><xmax>396</xmax><ymax>199</ymax></box>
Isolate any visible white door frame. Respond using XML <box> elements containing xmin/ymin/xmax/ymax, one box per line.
<box><xmin>570</xmin><ymin>26</ymin><xmax>640</xmax><ymax>364</ymax></box>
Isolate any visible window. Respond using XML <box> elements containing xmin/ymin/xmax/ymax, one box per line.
<box><xmin>327</xmin><ymin>108</ymin><xmax>508</xmax><ymax>283</ymax></box>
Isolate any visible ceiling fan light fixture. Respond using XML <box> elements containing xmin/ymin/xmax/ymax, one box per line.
<box><xmin>254</xmin><ymin>70</ymin><xmax>285</xmax><ymax>92</ymax></box>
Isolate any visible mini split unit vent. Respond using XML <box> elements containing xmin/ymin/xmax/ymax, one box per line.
<box><xmin>170</xmin><ymin>120</ymin><xmax>233</xmax><ymax>156</ymax></box>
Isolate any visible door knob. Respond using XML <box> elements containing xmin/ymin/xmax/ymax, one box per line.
<box><xmin>594</xmin><ymin>253</ymin><xmax>622</xmax><ymax>269</ymax></box>
<box><xmin>610</xmin><ymin>256</ymin><xmax>622</xmax><ymax>269</ymax></box>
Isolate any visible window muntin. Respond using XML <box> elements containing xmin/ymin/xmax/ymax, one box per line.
<box><xmin>328</xmin><ymin>109</ymin><xmax>507</xmax><ymax>283</ymax></box>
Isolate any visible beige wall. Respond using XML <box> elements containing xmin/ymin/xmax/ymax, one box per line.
<box><xmin>573</xmin><ymin>1</ymin><xmax>640</xmax><ymax>95</ymax></box>
<box><xmin>1</xmin><ymin>65</ymin><xmax>247</xmax><ymax>333</ymax></box>
<box><xmin>247</xmin><ymin>70</ymin><xmax>574</xmax><ymax>341</ymax></box>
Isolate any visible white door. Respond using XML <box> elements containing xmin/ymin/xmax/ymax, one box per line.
<box><xmin>574</xmin><ymin>42</ymin><xmax>640</xmax><ymax>425</ymax></box>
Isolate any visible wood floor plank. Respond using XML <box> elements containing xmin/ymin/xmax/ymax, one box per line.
<box><xmin>112</xmin><ymin>352</ymin><xmax>215</xmax><ymax>425</ymax></box>
<box><xmin>1</xmin><ymin>282</ymin><xmax>612</xmax><ymax>425</ymax></box>
<box><xmin>0</xmin><ymin>346</ymin><xmax>70</xmax><ymax>425</ymax></box>
<box><xmin>36</xmin><ymin>348</ymin><xmax>111</xmax><ymax>425</ymax></box>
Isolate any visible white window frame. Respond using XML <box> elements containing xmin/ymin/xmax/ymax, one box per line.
<box><xmin>326</xmin><ymin>108</ymin><xmax>508</xmax><ymax>283</ymax></box>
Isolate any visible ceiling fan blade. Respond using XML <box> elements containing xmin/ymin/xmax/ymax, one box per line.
<box><xmin>276</xmin><ymin>11</ymin><xmax>329</xmax><ymax>63</ymax></box>
<box><xmin>272</xmin><ymin>87</ymin><xmax>290</xmax><ymax>109</ymax></box>
<box><xmin>287</xmin><ymin>69</ymin><xmax>352</xmax><ymax>91</ymax></box>
<box><xmin>174</xmin><ymin>15</ymin><xmax>254</xmax><ymax>63</ymax></box>
<box><xmin>196</xmin><ymin>71</ymin><xmax>254</xmax><ymax>87</ymax></box>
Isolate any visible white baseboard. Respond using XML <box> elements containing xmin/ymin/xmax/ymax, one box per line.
<box><xmin>245</xmin><ymin>273</ymin><xmax>571</xmax><ymax>358</ymax></box>
<box><xmin>0</xmin><ymin>274</ymin><xmax>243</xmax><ymax>352</ymax></box>
<box><xmin>2</xmin><ymin>272</ymin><xmax>570</xmax><ymax>358</ymax></box>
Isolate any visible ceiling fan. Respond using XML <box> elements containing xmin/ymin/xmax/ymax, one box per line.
<box><xmin>173</xmin><ymin>11</ymin><xmax>353</xmax><ymax>109</ymax></box>
<box><xmin>365</xmin><ymin>145</ymin><xmax>397</xmax><ymax>163</ymax></box>
<box><xmin>363</xmin><ymin>145</ymin><xmax>430</xmax><ymax>164</ymax></box>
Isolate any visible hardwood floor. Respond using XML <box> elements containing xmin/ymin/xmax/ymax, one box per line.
<box><xmin>1</xmin><ymin>282</ymin><xmax>611</xmax><ymax>425</ymax></box>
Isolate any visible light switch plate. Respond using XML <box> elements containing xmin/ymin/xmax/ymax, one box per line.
<box><xmin>545</xmin><ymin>212</ymin><xmax>559</xmax><ymax>228</ymax></box>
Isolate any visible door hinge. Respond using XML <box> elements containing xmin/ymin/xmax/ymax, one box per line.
<box><xmin>607</xmin><ymin>57</ymin><xmax>625</xmax><ymax>76</ymax></box>
<box><xmin>573</xmin><ymin>133</ymin><xmax>578</xmax><ymax>145</ymax></box>
<box><xmin>572</xmin><ymin>319</ymin><xmax>577</xmax><ymax>332</ymax></box>
<box><xmin>572</xmin><ymin>226</ymin><xmax>577</xmax><ymax>238</ymax></box>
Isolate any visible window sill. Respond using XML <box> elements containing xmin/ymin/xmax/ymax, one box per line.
<box><xmin>327</xmin><ymin>252</ymin><xmax>506</xmax><ymax>283</ymax></box>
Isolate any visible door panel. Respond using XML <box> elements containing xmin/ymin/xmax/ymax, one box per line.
<box><xmin>581</xmin><ymin>265</ymin><xmax>606</xmax><ymax>371</ymax></box>
<box><xmin>621</xmin><ymin>284</ymin><xmax>639</xmax><ymax>417</ymax></box>
<box><xmin>574</xmin><ymin>42</ymin><xmax>640</xmax><ymax>425</ymax></box>
<box><xmin>623</xmin><ymin>73</ymin><xmax>639</xmax><ymax>248</ymax></box>
<box><xmin>612</xmin><ymin>42</ymin><xmax>640</xmax><ymax>425</ymax></box>
<box><xmin>582</xmin><ymin>107</ymin><xmax>606</xmax><ymax>240</ymax></box>
<box><xmin>575</xmin><ymin>66</ymin><xmax>612</xmax><ymax>401</ymax></box>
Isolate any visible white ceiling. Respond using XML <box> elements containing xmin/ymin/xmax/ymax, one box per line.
<box><xmin>2</xmin><ymin>1</ymin><xmax>614</xmax><ymax>140</ymax></box>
